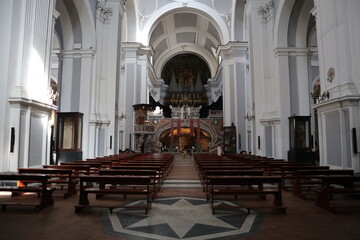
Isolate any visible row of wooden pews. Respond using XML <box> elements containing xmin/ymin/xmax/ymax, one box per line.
<box><xmin>194</xmin><ymin>154</ymin><xmax>286</xmax><ymax>214</ymax></box>
<box><xmin>66</xmin><ymin>153</ymin><xmax>174</xmax><ymax>214</ymax></box>
<box><xmin>0</xmin><ymin>153</ymin><xmax>174</xmax><ymax>214</ymax></box>
<box><xmin>225</xmin><ymin>153</ymin><xmax>360</xmax><ymax>213</ymax></box>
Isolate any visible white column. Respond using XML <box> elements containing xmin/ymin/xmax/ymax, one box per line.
<box><xmin>273</xmin><ymin>49</ymin><xmax>291</xmax><ymax>159</ymax></box>
<box><xmin>221</xmin><ymin>61</ymin><xmax>232</xmax><ymax>126</ymax></box>
<box><xmin>120</xmin><ymin>43</ymin><xmax>137</xmax><ymax>150</ymax></box>
<box><xmin>121</xmin><ymin>43</ymin><xmax>154</xmax><ymax>151</ymax></box>
<box><xmin>109</xmin><ymin>0</ymin><xmax>126</xmax><ymax>154</ymax></box>
<box><xmin>79</xmin><ymin>51</ymin><xmax>95</xmax><ymax>159</ymax></box>
<box><xmin>245</xmin><ymin>0</ymin><xmax>271</xmax><ymax>156</ymax></box>
<box><xmin>217</xmin><ymin>42</ymin><xmax>248</xmax><ymax>152</ymax></box>
<box><xmin>296</xmin><ymin>53</ymin><xmax>311</xmax><ymax>115</ymax></box>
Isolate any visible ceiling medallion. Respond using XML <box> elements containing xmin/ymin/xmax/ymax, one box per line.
<box><xmin>327</xmin><ymin>67</ymin><xmax>335</xmax><ymax>82</ymax></box>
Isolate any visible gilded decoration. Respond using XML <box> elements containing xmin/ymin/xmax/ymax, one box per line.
<box><xmin>163</xmin><ymin>66</ymin><xmax>208</xmax><ymax>107</ymax></box>
<box><xmin>161</xmin><ymin>54</ymin><xmax>210</xmax><ymax>109</ymax></box>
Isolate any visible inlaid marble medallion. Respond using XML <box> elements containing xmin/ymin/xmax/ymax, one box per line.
<box><xmin>102</xmin><ymin>197</ymin><xmax>263</xmax><ymax>240</ymax></box>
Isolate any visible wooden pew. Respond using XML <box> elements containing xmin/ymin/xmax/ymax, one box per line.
<box><xmin>0</xmin><ymin>173</ymin><xmax>55</xmax><ymax>211</ymax></box>
<box><xmin>209</xmin><ymin>175</ymin><xmax>285</xmax><ymax>214</ymax></box>
<box><xmin>197</xmin><ymin>166</ymin><xmax>253</xmax><ymax>181</ymax></box>
<box><xmin>280</xmin><ymin>165</ymin><xmax>330</xmax><ymax>190</ymax></box>
<box><xmin>111</xmin><ymin>165</ymin><xmax>165</xmax><ymax>185</ymax></box>
<box><xmin>43</xmin><ymin>165</ymin><xmax>92</xmax><ymax>177</ymax></box>
<box><xmin>125</xmin><ymin>160</ymin><xmax>173</xmax><ymax>177</ymax></box>
<box><xmin>202</xmin><ymin>170</ymin><xmax>264</xmax><ymax>199</ymax></box>
<box><xmin>98</xmin><ymin>169</ymin><xmax>159</xmax><ymax>198</ymax></box>
<box><xmin>266</xmin><ymin>162</ymin><xmax>311</xmax><ymax>176</ymax></box>
<box><xmin>74</xmin><ymin>175</ymin><xmax>152</xmax><ymax>214</ymax></box>
<box><xmin>195</xmin><ymin>162</ymin><xmax>244</xmax><ymax>174</ymax></box>
<box><xmin>292</xmin><ymin>169</ymin><xmax>354</xmax><ymax>199</ymax></box>
<box><xmin>17</xmin><ymin>168</ymin><xmax>77</xmax><ymax>198</ymax></box>
<box><xmin>43</xmin><ymin>165</ymin><xmax>93</xmax><ymax>187</ymax></box>
<box><xmin>60</xmin><ymin>162</ymin><xmax>101</xmax><ymax>173</ymax></box>
<box><xmin>314</xmin><ymin>175</ymin><xmax>360</xmax><ymax>213</ymax></box>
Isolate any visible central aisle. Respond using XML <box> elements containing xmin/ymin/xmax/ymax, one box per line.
<box><xmin>160</xmin><ymin>154</ymin><xmax>203</xmax><ymax>194</ymax></box>
<box><xmin>102</xmin><ymin>154</ymin><xmax>263</xmax><ymax>240</ymax></box>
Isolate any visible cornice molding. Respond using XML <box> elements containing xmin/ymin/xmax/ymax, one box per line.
<box><xmin>8</xmin><ymin>97</ymin><xmax>58</xmax><ymax>112</ymax></box>
<box><xmin>61</xmin><ymin>49</ymin><xmax>96</xmax><ymax>59</ymax></box>
<box><xmin>216</xmin><ymin>41</ymin><xmax>248</xmax><ymax>55</ymax></box>
<box><xmin>312</xmin><ymin>95</ymin><xmax>360</xmax><ymax>110</ymax></box>
<box><xmin>274</xmin><ymin>47</ymin><xmax>310</xmax><ymax>57</ymax></box>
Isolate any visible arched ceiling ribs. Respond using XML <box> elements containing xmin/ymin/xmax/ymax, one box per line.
<box><xmin>138</xmin><ymin>2</ymin><xmax>229</xmax><ymax>77</ymax></box>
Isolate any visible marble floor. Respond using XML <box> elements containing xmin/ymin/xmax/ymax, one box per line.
<box><xmin>101</xmin><ymin>155</ymin><xmax>263</xmax><ymax>239</ymax></box>
<box><xmin>1</xmin><ymin>154</ymin><xmax>360</xmax><ymax>240</ymax></box>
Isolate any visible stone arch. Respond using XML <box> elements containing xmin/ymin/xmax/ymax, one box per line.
<box><xmin>274</xmin><ymin>0</ymin><xmax>296</xmax><ymax>48</ymax></box>
<box><xmin>56</xmin><ymin>0</ymin><xmax>75</xmax><ymax>51</ymax></box>
<box><xmin>275</xmin><ymin>0</ymin><xmax>315</xmax><ymax>48</ymax></box>
<box><xmin>56</xmin><ymin>0</ymin><xmax>95</xmax><ymax>51</ymax></box>
<box><xmin>72</xmin><ymin>0</ymin><xmax>96</xmax><ymax>49</ymax></box>
<box><xmin>151</xmin><ymin>120</ymin><xmax>223</xmax><ymax>153</ymax></box>
<box><xmin>141</xmin><ymin>2</ymin><xmax>230</xmax><ymax>45</ymax></box>
<box><xmin>275</xmin><ymin>0</ymin><xmax>316</xmax><ymax>116</ymax></box>
<box><xmin>294</xmin><ymin>0</ymin><xmax>315</xmax><ymax>48</ymax></box>
<box><xmin>141</xmin><ymin>2</ymin><xmax>230</xmax><ymax>77</ymax></box>
<box><xmin>154</xmin><ymin>45</ymin><xmax>217</xmax><ymax>78</ymax></box>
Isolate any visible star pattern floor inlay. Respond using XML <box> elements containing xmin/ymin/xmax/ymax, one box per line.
<box><xmin>102</xmin><ymin>197</ymin><xmax>263</xmax><ymax>240</ymax></box>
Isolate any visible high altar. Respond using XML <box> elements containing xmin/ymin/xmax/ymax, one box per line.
<box><xmin>133</xmin><ymin>66</ymin><xmax>224</xmax><ymax>153</ymax></box>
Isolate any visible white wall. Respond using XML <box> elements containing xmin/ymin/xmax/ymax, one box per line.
<box><xmin>1</xmin><ymin>0</ymin><xmax>56</xmax><ymax>171</ymax></box>
<box><xmin>0</xmin><ymin>1</ymin><xmax>14</xmax><ymax>171</ymax></box>
<box><xmin>313</xmin><ymin>0</ymin><xmax>360</xmax><ymax>171</ymax></box>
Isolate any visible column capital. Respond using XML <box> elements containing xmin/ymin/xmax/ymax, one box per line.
<box><xmin>97</xmin><ymin>0</ymin><xmax>113</xmax><ymax>23</ymax></box>
<box><xmin>106</xmin><ymin>0</ymin><xmax>126</xmax><ymax>19</ymax></box>
<box><xmin>257</xmin><ymin>0</ymin><xmax>274</xmax><ymax>22</ymax></box>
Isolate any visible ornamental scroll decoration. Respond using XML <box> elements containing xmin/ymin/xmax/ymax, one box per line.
<box><xmin>311</xmin><ymin>83</ymin><xmax>329</xmax><ymax>103</ymax></box>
